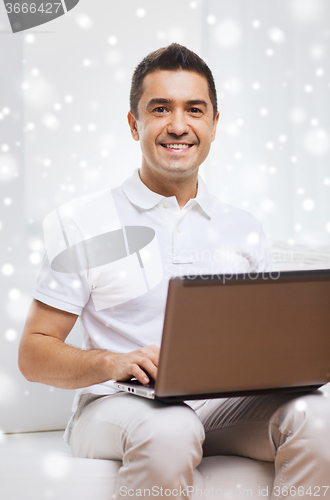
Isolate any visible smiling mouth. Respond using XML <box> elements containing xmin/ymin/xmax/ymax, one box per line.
<box><xmin>161</xmin><ymin>143</ymin><xmax>194</xmax><ymax>150</ymax></box>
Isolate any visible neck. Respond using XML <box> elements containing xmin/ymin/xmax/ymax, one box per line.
<box><xmin>138</xmin><ymin>168</ymin><xmax>198</xmax><ymax>209</ymax></box>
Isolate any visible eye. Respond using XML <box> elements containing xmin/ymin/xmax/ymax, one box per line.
<box><xmin>189</xmin><ymin>107</ymin><xmax>202</xmax><ymax>114</ymax></box>
<box><xmin>153</xmin><ymin>107</ymin><xmax>167</xmax><ymax>113</ymax></box>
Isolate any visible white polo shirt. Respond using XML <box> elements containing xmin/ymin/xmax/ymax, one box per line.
<box><xmin>34</xmin><ymin>168</ymin><xmax>270</xmax><ymax>405</ymax></box>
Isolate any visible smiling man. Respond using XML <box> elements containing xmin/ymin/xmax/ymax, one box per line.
<box><xmin>19</xmin><ymin>44</ymin><xmax>330</xmax><ymax>499</ymax></box>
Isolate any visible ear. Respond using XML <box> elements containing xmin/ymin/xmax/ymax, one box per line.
<box><xmin>127</xmin><ymin>111</ymin><xmax>140</xmax><ymax>141</ymax></box>
<box><xmin>211</xmin><ymin>111</ymin><xmax>220</xmax><ymax>142</ymax></box>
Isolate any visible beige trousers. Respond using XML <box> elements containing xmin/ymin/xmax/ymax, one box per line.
<box><xmin>69</xmin><ymin>386</ymin><xmax>330</xmax><ymax>500</ymax></box>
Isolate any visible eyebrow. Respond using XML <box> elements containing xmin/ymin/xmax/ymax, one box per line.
<box><xmin>146</xmin><ymin>98</ymin><xmax>208</xmax><ymax>109</ymax></box>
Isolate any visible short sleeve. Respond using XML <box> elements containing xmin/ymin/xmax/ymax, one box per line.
<box><xmin>33</xmin><ymin>252</ymin><xmax>91</xmax><ymax>315</ymax></box>
<box><xmin>33</xmin><ymin>210</ymin><xmax>91</xmax><ymax>315</ymax></box>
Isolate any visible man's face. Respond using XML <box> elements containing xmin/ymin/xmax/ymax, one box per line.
<box><xmin>128</xmin><ymin>70</ymin><xmax>219</xmax><ymax>181</ymax></box>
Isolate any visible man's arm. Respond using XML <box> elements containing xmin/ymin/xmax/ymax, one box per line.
<box><xmin>18</xmin><ymin>299</ymin><xmax>159</xmax><ymax>390</ymax></box>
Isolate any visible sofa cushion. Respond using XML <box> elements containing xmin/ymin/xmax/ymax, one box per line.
<box><xmin>0</xmin><ymin>431</ymin><xmax>274</xmax><ymax>499</ymax></box>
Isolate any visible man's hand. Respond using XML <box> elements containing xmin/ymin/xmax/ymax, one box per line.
<box><xmin>111</xmin><ymin>345</ymin><xmax>159</xmax><ymax>385</ymax></box>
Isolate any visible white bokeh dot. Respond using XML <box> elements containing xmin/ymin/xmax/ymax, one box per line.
<box><xmin>324</xmin><ymin>178</ymin><xmax>330</xmax><ymax>186</ymax></box>
<box><xmin>29</xmin><ymin>253</ymin><xmax>42</xmax><ymax>265</ymax></box>
<box><xmin>4</xmin><ymin>197</ymin><xmax>12</xmax><ymax>206</ymax></box>
<box><xmin>0</xmin><ymin>154</ymin><xmax>18</xmax><ymax>183</ymax></box>
<box><xmin>268</xmin><ymin>27</ymin><xmax>286</xmax><ymax>44</ymax></box>
<box><xmin>304</xmin><ymin>84</ymin><xmax>313</xmax><ymax>93</ymax></box>
<box><xmin>5</xmin><ymin>329</ymin><xmax>17</xmax><ymax>342</ymax></box>
<box><xmin>25</xmin><ymin>34</ymin><xmax>35</xmax><ymax>44</ymax></box>
<box><xmin>304</xmin><ymin>129</ymin><xmax>329</xmax><ymax>157</ymax></box>
<box><xmin>75</xmin><ymin>13</ymin><xmax>93</xmax><ymax>30</ymax></box>
<box><xmin>64</xmin><ymin>95</ymin><xmax>73</xmax><ymax>103</ymax></box>
<box><xmin>2</xmin><ymin>263</ymin><xmax>14</xmax><ymax>276</ymax></box>
<box><xmin>289</xmin><ymin>107</ymin><xmax>305</xmax><ymax>125</ymax></box>
<box><xmin>295</xmin><ymin>399</ymin><xmax>307</xmax><ymax>412</ymax></box>
<box><xmin>214</xmin><ymin>18</ymin><xmax>242</xmax><ymax>49</ymax></box>
<box><xmin>136</xmin><ymin>8</ymin><xmax>146</xmax><ymax>18</ymax></box>
<box><xmin>302</xmin><ymin>199</ymin><xmax>315</xmax><ymax>211</ymax></box>
<box><xmin>246</xmin><ymin>232</ymin><xmax>260</xmax><ymax>245</ymax></box>
<box><xmin>207</xmin><ymin>15</ymin><xmax>216</xmax><ymax>25</ymax></box>
<box><xmin>223</xmin><ymin>78</ymin><xmax>242</xmax><ymax>94</ymax></box>
<box><xmin>49</xmin><ymin>280</ymin><xmax>58</xmax><ymax>290</ymax></box>
<box><xmin>252</xmin><ymin>82</ymin><xmax>260</xmax><ymax>90</ymax></box>
<box><xmin>316</xmin><ymin>68</ymin><xmax>324</xmax><ymax>77</ymax></box>
<box><xmin>260</xmin><ymin>108</ymin><xmax>268</xmax><ymax>116</ymax></box>
<box><xmin>42</xmin><ymin>114</ymin><xmax>59</xmax><ymax>130</ymax></box>
<box><xmin>260</xmin><ymin>199</ymin><xmax>276</xmax><ymax>214</ymax></box>
<box><xmin>28</xmin><ymin>237</ymin><xmax>44</xmax><ymax>252</ymax></box>
<box><xmin>108</xmin><ymin>35</ymin><xmax>118</xmax><ymax>46</ymax></box>
<box><xmin>266</xmin><ymin>49</ymin><xmax>274</xmax><ymax>57</ymax></box>
<box><xmin>157</xmin><ymin>31</ymin><xmax>166</xmax><ymax>40</ymax></box>
<box><xmin>42</xmin><ymin>453</ymin><xmax>70</xmax><ymax>478</ymax></box>
<box><xmin>309</xmin><ymin>43</ymin><xmax>325</xmax><ymax>60</ymax></box>
<box><xmin>297</xmin><ymin>187</ymin><xmax>305</xmax><ymax>195</ymax></box>
<box><xmin>289</xmin><ymin>0</ymin><xmax>322</xmax><ymax>24</ymax></box>
<box><xmin>8</xmin><ymin>289</ymin><xmax>21</xmax><ymax>300</ymax></box>
<box><xmin>325</xmin><ymin>222</ymin><xmax>330</xmax><ymax>233</ymax></box>
<box><xmin>252</xmin><ymin>20</ymin><xmax>260</xmax><ymax>28</ymax></box>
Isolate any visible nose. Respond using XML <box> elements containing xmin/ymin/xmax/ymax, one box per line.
<box><xmin>166</xmin><ymin>110</ymin><xmax>189</xmax><ymax>136</ymax></box>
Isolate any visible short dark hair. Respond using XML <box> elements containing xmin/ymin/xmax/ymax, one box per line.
<box><xmin>130</xmin><ymin>43</ymin><xmax>218</xmax><ymax>120</ymax></box>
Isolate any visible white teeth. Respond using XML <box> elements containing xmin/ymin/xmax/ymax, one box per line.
<box><xmin>163</xmin><ymin>144</ymin><xmax>192</xmax><ymax>149</ymax></box>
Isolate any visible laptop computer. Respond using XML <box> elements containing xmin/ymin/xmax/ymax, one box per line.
<box><xmin>114</xmin><ymin>270</ymin><xmax>330</xmax><ymax>402</ymax></box>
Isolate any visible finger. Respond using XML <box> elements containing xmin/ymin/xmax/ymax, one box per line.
<box><xmin>138</xmin><ymin>357</ymin><xmax>158</xmax><ymax>381</ymax></box>
<box><xmin>130</xmin><ymin>364</ymin><xmax>151</xmax><ymax>385</ymax></box>
<box><xmin>141</xmin><ymin>346</ymin><xmax>160</xmax><ymax>366</ymax></box>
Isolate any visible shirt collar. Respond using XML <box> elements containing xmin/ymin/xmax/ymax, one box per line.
<box><xmin>122</xmin><ymin>168</ymin><xmax>213</xmax><ymax>218</ymax></box>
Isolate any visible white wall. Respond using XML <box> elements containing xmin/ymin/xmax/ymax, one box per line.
<box><xmin>202</xmin><ymin>0</ymin><xmax>330</xmax><ymax>246</ymax></box>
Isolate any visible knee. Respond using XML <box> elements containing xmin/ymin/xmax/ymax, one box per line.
<box><xmin>270</xmin><ymin>391</ymin><xmax>330</xmax><ymax>456</ymax></box>
<box><xmin>129</xmin><ymin>403</ymin><xmax>205</xmax><ymax>470</ymax></box>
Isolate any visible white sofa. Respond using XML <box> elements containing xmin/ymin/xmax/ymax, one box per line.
<box><xmin>1</xmin><ymin>429</ymin><xmax>275</xmax><ymax>499</ymax></box>
<box><xmin>1</xmin><ymin>243</ymin><xmax>329</xmax><ymax>500</ymax></box>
